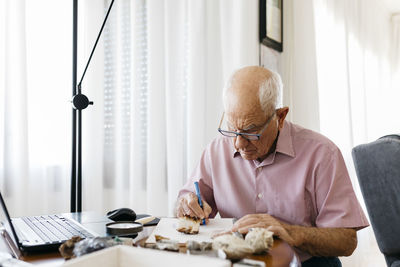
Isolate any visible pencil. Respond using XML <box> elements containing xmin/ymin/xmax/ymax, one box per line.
<box><xmin>194</xmin><ymin>181</ymin><xmax>206</xmax><ymax>225</ymax></box>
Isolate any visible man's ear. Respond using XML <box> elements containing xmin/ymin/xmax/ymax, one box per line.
<box><xmin>276</xmin><ymin>107</ymin><xmax>289</xmax><ymax>129</ymax></box>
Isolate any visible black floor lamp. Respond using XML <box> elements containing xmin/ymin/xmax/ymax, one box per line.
<box><xmin>71</xmin><ymin>0</ymin><xmax>115</xmax><ymax>212</ymax></box>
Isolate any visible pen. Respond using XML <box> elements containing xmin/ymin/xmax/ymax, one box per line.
<box><xmin>194</xmin><ymin>181</ymin><xmax>206</xmax><ymax>225</ymax></box>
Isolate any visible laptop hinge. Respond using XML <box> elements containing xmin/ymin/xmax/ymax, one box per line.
<box><xmin>0</xmin><ymin>229</ymin><xmax>21</xmax><ymax>259</ymax></box>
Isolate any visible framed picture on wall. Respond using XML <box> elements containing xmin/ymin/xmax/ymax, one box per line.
<box><xmin>259</xmin><ymin>0</ymin><xmax>283</xmax><ymax>52</ymax></box>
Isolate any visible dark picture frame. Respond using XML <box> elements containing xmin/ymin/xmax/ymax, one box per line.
<box><xmin>259</xmin><ymin>0</ymin><xmax>283</xmax><ymax>52</ymax></box>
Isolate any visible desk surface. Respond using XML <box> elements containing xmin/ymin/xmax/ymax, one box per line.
<box><xmin>1</xmin><ymin>213</ymin><xmax>300</xmax><ymax>267</ymax></box>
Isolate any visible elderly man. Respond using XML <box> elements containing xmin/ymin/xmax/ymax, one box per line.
<box><xmin>176</xmin><ymin>66</ymin><xmax>368</xmax><ymax>266</ymax></box>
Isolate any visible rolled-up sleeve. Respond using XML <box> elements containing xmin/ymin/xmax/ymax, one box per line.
<box><xmin>314</xmin><ymin>147</ymin><xmax>369</xmax><ymax>229</ymax></box>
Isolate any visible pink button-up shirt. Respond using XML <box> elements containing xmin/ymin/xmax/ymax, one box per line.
<box><xmin>179</xmin><ymin>121</ymin><xmax>369</xmax><ymax>261</ymax></box>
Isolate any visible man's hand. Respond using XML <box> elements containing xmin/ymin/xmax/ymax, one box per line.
<box><xmin>176</xmin><ymin>192</ymin><xmax>212</xmax><ymax>221</ymax></box>
<box><xmin>231</xmin><ymin>213</ymin><xmax>358</xmax><ymax>257</ymax></box>
<box><xmin>231</xmin><ymin>214</ymin><xmax>297</xmax><ymax>246</ymax></box>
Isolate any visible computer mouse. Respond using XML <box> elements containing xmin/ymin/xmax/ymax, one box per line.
<box><xmin>106</xmin><ymin>208</ymin><xmax>137</xmax><ymax>222</ymax></box>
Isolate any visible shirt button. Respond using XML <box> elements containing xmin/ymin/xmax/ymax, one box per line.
<box><xmin>257</xmin><ymin>193</ymin><xmax>263</xmax><ymax>199</ymax></box>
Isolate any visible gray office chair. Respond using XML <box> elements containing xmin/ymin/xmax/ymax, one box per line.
<box><xmin>352</xmin><ymin>134</ymin><xmax>400</xmax><ymax>267</ymax></box>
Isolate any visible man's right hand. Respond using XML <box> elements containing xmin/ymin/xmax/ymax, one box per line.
<box><xmin>176</xmin><ymin>192</ymin><xmax>212</xmax><ymax>220</ymax></box>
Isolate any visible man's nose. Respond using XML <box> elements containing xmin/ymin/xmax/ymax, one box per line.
<box><xmin>235</xmin><ymin>134</ymin><xmax>249</xmax><ymax>149</ymax></box>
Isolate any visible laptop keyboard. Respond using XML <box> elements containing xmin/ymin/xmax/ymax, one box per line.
<box><xmin>21</xmin><ymin>215</ymin><xmax>94</xmax><ymax>244</ymax></box>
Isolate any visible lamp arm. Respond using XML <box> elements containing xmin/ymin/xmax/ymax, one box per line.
<box><xmin>77</xmin><ymin>0</ymin><xmax>115</xmax><ymax>94</ymax></box>
<box><xmin>72</xmin><ymin>0</ymin><xmax>114</xmax><ymax>110</ymax></box>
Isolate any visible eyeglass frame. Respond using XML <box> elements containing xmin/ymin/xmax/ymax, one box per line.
<box><xmin>217</xmin><ymin>111</ymin><xmax>276</xmax><ymax>141</ymax></box>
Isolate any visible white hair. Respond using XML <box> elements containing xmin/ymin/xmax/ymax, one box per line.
<box><xmin>222</xmin><ymin>69</ymin><xmax>283</xmax><ymax>116</ymax></box>
<box><xmin>258</xmin><ymin>70</ymin><xmax>282</xmax><ymax>116</ymax></box>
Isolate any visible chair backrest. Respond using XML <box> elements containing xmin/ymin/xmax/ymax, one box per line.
<box><xmin>352</xmin><ymin>135</ymin><xmax>400</xmax><ymax>264</ymax></box>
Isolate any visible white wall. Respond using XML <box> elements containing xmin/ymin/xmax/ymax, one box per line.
<box><xmin>261</xmin><ymin>0</ymin><xmax>320</xmax><ymax>132</ymax></box>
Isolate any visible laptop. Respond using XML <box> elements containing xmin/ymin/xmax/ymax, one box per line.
<box><xmin>0</xmin><ymin>191</ymin><xmax>99</xmax><ymax>255</ymax></box>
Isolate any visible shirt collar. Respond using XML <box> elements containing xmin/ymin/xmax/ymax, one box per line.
<box><xmin>231</xmin><ymin>120</ymin><xmax>295</xmax><ymax>159</ymax></box>
<box><xmin>275</xmin><ymin>120</ymin><xmax>295</xmax><ymax>158</ymax></box>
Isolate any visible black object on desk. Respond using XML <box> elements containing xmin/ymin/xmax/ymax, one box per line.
<box><xmin>106</xmin><ymin>222</ymin><xmax>143</xmax><ymax>236</ymax></box>
<box><xmin>107</xmin><ymin>208</ymin><xmax>136</xmax><ymax>222</ymax></box>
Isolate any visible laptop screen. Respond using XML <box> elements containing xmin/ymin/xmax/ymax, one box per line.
<box><xmin>0</xmin><ymin>192</ymin><xmax>21</xmax><ymax>248</ymax></box>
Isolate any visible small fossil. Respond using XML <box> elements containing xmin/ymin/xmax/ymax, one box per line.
<box><xmin>176</xmin><ymin>216</ymin><xmax>201</xmax><ymax>234</ymax></box>
<box><xmin>211</xmin><ymin>228</ymin><xmax>274</xmax><ymax>259</ymax></box>
<box><xmin>212</xmin><ymin>234</ymin><xmax>254</xmax><ymax>259</ymax></box>
<box><xmin>245</xmin><ymin>228</ymin><xmax>274</xmax><ymax>254</ymax></box>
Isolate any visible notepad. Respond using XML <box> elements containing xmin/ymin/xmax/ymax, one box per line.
<box><xmin>146</xmin><ymin>218</ymin><xmax>234</xmax><ymax>244</ymax></box>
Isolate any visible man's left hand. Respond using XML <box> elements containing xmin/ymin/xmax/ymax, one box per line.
<box><xmin>231</xmin><ymin>214</ymin><xmax>296</xmax><ymax>246</ymax></box>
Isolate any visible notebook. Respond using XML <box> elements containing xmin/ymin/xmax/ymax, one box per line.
<box><xmin>0</xmin><ymin>191</ymin><xmax>98</xmax><ymax>255</ymax></box>
<box><xmin>145</xmin><ymin>217</ymin><xmax>233</xmax><ymax>244</ymax></box>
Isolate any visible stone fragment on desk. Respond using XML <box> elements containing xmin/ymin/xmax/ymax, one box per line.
<box><xmin>211</xmin><ymin>228</ymin><xmax>274</xmax><ymax>260</ymax></box>
<box><xmin>186</xmin><ymin>240</ymin><xmax>213</xmax><ymax>251</ymax></box>
<box><xmin>145</xmin><ymin>235</ymin><xmax>179</xmax><ymax>252</ymax></box>
<box><xmin>176</xmin><ymin>216</ymin><xmax>201</xmax><ymax>234</ymax></box>
<box><xmin>212</xmin><ymin>234</ymin><xmax>254</xmax><ymax>260</ymax></box>
<box><xmin>155</xmin><ymin>234</ymin><xmax>170</xmax><ymax>242</ymax></box>
<box><xmin>59</xmin><ymin>236</ymin><xmax>83</xmax><ymax>260</ymax></box>
<box><xmin>73</xmin><ymin>237</ymin><xmax>123</xmax><ymax>257</ymax></box>
<box><xmin>151</xmin><ymin>239</ymin><xmax>180</xmax><ymax>251</ymax></box>
<box><xmin>72</xmin><ymin>237</ymin><xmax>107</xmax><ymax>258</ymax></box>
<box><xmin>244</xmin><ymin>228</ymin><xmax>274</xmax><ymax>254</ymax></box>
<box><xmin>60</xmin><ymin>236</ymin><xmax>131</xmax><ymax>260</ymax></box>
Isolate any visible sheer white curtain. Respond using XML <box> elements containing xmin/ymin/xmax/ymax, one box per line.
<box><xmin>0</xmin><ymin>0</ymin><xmax>71</xmax><ymax>217</ymax></box>
<box><xmin>1</xmin><ymin>0</ymin><xmax>258</xmax><ymax>218</ymax></box>
<box><xmin>311</xmin><ymin>0</ymin><xmax>400</xmax><ymax>266</ymax></box>
<box><xmin>0</xmin><ymin>0</ymin><xmax>29</xmax><ymax>215</ymax></box>
<box><xmin>80</xmin><ymin>0</ymin><xmax>259</xmax><ymax>216</ymax></box>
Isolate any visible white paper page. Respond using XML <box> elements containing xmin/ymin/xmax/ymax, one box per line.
<box><xmin>146</xmin><ymin>218</ymin><xmax>233</xmax><ymax>244</ymax></box>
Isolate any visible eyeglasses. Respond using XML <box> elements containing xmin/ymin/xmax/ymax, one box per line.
<box><xmin>217</xmin><ymin>111</ymin><xmax>276</xmax><ymax>141</ymax></box>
